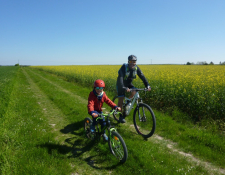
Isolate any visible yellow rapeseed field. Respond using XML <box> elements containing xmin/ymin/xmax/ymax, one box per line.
<box><xmin>32</xmin><ymin>65</ymin><xmax>225</xmax><ymax>120</ymax></box>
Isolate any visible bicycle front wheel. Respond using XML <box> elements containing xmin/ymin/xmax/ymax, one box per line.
<box><xmin>112</xmin><ymin>96</ymin><xmax>120</xmax><ymax>121</ymax></box>
<box><xmin>84</xmin><ymin>117</ymin><xmax>95</xmax><ymax>140</ymax></box>
<box><xmin>108</xmin><ymin>131</ymin><xmax>128</xmax><ymax>163</ymax></box>
<box><xmin>133</xmin><ymin>103</ymin><xmax>156</xmax><ymax>138</ymax></box>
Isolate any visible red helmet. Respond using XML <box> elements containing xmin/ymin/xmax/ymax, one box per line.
<box><xmin>94</xmin><ymin>79</ymin><xmax>105</xmax><ymax>88</ymax></box>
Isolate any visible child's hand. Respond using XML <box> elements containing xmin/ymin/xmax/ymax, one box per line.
<box><xmin>116</xmin><ymin>107</ymin><xmax>121</xmax><ymax>111</ymax></box>
<box><xmin>92</xmin><ymin>113</ymin><xmax>98</xmax><ymax>118</ymax></box>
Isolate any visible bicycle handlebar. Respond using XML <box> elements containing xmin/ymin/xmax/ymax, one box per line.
<box><xmin>130</xmin><ymin>88</ymin><xmax>148</xmax><ymax>92</ymax></box>
<box><xmin>96</xmin><ymin>109</ymin><xmax>121</xmax><ymax>121</ymax></box>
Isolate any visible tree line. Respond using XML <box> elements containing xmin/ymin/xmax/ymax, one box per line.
<box><xmin>186</xmin><ymin>61</ymin><xmax>225</xmax><ymax>65</ymax></box>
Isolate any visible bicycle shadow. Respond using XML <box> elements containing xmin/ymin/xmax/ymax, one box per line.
<box><xmin>68</xmin><ymin>138</ymin><xmax>123</xmax><ymax>169</ymax></box>
<box><xmin>60</xmin><ymin>120</ymin><xmax>83</xmax><ymax>136</ymax></box>
<box><xmin>65</xmin><ymin>137</ymin><xmax>124</xmax><ymax>170</ymax></box>
<box><xmin>56</xmin><ymin>119</ymin><xmax>124</xmax><ymax>169</ymax></box>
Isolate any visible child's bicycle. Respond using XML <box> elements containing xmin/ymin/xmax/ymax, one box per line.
<box><xmin>84</xmin><ymin>109</ymin><xmax>128</xmax><ymax>163</ymax></box>
<box><xmin>112</xmin><ymin>88</ymin><xmax>156</xmax><ymax>138</ymax></box>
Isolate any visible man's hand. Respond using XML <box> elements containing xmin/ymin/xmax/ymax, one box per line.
<box><xmin>147</xmin><ymin>86</ymin><xmax>151</xmax><ymax>91</ymax></box>
<box><xmin>126</xmin><ymin>88</ymin><xmax>130</xmax><ymax>92</ymax></box>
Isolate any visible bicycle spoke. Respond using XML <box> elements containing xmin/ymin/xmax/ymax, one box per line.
<box><xmin>84</xmin><ymin>118</ymin><xmax>94</xmax><ymax>140</ymax></box>
<box><xmin>133</xmin><ymin>103</ymin><xmax>156</xmax><ymax>138</ymax></box>
<box><xmin>110</xmin><ymin>136</ymin><xmax>124</xmax><ymax>159</ymax></box>
<box><xmin>108</xmin><ymin>131</ymin><xmax>128</xmax><ymax>163</ymax></box>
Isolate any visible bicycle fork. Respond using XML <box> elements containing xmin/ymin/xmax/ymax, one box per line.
<box><xmin>109</xmin><ymin>128</ymin><xmax>118</xmax><ymax>146</ymax></box>
<box><xmin>137</xmin><ymin>104</ymin><xmax>147</xmax><ymax>122</ymax></box>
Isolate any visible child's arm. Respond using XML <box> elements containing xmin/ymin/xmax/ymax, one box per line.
<box><xmin>87</xmin><ymin>92</ymin><xmax>99</xmax><ymax>118</ymax></box>
<box><xmin>103</xmin><ymin>93</ymin><xmax>118</xmax><ymax>109</ymax></box>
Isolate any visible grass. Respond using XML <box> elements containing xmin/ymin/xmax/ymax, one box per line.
<box><xmin>0</xmin><ymin>67</ymin><xmax>72</xmax><ymax>174</ymax></box>
<box><xmin>0</xmin><ymin>66</ymin><xmax>224</xmax><ymax>175</ymax></box>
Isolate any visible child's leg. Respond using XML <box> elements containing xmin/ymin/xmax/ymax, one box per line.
<box><xmin>100</xmin><ymin>118</ymin><xmax>106</xmax><ymax>133</ymax></box>
<box><xmin>99</xmin><ymin>118</ymin><xmax>108</xmax><ymax>141</ymax></box>
<box><xmin>91</xmin><ymin>117</ymin><xmax>97</xmax><ymax>132</ymax></box>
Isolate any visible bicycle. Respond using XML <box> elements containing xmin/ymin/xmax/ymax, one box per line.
<box><xmin>112</xmin><ymin>88</ymin><xmax>156</xmax><ymax>138</ymax></box>
<box><xmin>84</xmin><ymin>109</ymin><xmax>128</xmax><ymax>163</ymax></box>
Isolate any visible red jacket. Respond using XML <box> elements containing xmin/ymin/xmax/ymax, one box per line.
<box><xmin>87</xmin><ymin>91</ymin><xmax>117</xmax><ymax>114</ymax></box>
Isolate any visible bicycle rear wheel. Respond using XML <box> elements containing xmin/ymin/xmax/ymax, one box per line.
<box><xmin>133</xmin><ymin>103</ymin><xmax>156</xmax><ymax>138</ymax></box>
<box><xmin>112</xmin><ymin>96</ymin><xmax>120</xmax><ymax>121</ymax></box>
<box><xmin>84</xmin><ymin>117</ymin><xmax>95</xmax><ymax>140</ymax></box>
<box><xmin>108</xmin><ymin>131</ymin><xmax>128</xmax><ymax>163</ymax></box>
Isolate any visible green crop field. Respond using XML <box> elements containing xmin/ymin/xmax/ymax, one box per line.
<box><xmin>1</xmin><ymin>66</ymin><xmax>225</xmax><ymax>175</ymax></box>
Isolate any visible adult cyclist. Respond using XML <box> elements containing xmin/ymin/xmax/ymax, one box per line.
<box><xmin>116</xmin><ymin>55</ymin><xmax>151</xmax><ymax>123</ymax></box>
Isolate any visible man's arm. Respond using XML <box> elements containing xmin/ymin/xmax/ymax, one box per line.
<box><xmin>137</xmin><ymin>66</ymin><xmax>150</xmax><ymax>89</ymax></box>
<box><xmin>117</xmin><ymin>64</ymin><xmax>128</xmax><ymax>90</ymax></box>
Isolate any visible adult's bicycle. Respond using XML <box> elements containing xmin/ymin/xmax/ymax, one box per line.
<box><xmin>112</xmin><ymin>88</ymin><xmax>156</xmax><ymax>138</ymax></box>
<box><xmin>84</xmin><ymin>109</ymin><xmax>128</xmax><ymax>163</ymax></box>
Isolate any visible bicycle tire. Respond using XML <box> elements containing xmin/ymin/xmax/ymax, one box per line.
<box><xmin>108</xmin><ymin>131</ymin><xmax>128</xmax><ymax>163</ymax></box>
<box><xmin>112</xmin><ymin>96</ymin><xmax>120</xmax><ymax>121</ymax></box>
<box><xmin>133</xmin><ymin>103</ymin><xmax>156</xmax><ymax>138</ymax></box>
<box><xmin>84</xmin><ymin>117</ymin><xmax>95</xmax><ymax>140</ymax></box>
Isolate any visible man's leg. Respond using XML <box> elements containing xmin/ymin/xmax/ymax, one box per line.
<box><xmin>129</xmin><ymin>90</ymin><xmax>136</xmax><ymax>99</ymax></box>
<box><xmin>118</xmin><ymin>96</ymin><xmax>124</xmax><ymax>112</ymax></box>
<box><xmin>129</xmin><ymin>87</ymin><xmax>137</xmax><ymax>99</ymax></box>
<box><xmin>118</xmin><ymin>96</ymin><xmax>126</xmax><ymax>123</ymax></box>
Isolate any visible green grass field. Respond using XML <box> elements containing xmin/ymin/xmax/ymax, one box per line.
<box><xmin>0</xmin><ymin>66</ymin><xmax>225</xmax><ymax>175</ymax></box>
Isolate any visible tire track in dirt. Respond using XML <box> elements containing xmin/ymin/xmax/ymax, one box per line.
<box><xmin>25</xmin><ymin>68</ymin><xmax>225</xmax><ymax>175</ymax></box>
<box><xmin>151</xmin><ymin>135</ymin><xmax>225</xmax><ymax>175</ymax></box>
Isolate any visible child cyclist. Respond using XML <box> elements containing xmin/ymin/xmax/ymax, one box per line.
<box><xmin>87</xmin><ymin>79</ymin><xmax>121</xmax><ymax>141</ymax></box>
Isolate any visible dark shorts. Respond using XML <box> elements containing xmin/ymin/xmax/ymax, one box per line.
<box><xmin>116</xmin><ymin>84</ymin><xmax>136</xmax><ymax>97</ymax></box>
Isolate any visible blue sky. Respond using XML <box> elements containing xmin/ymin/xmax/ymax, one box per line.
<box><xmin>1</xmin><ymin>0</ymin><xmax>225</xmax><ymax>65</ymax></box>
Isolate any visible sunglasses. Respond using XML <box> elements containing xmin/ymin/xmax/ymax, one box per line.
<box><xmin>95</xmin><ymin>87</ymin><xmax>104</xmax><ymax>90</ymax></box>
<box><xmin>129</xmin><ymin>60</ymin><xmax>136</xmax><ymax>63</ymax></box>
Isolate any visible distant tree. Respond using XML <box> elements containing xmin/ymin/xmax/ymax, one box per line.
<box><xmin>203</xmin><ymin>61</ymin><xmax>208</xmax><ymax>65</ymax></box>
<box><xmin>221</xmin><ymin>61</ymin><xmax>225</xmax><ymax>65</ymax></box>
<box><xmin>15</xmin><ymin>63</ymin><xmax>19</xmax><ymax>66</ymax></box>
<box><xmin>186</xmin><ymin>62</ymin><xmax>195</xmax><ymax>65</ymax></box>
<box><xmin>209</xmin><ymin>61</ymin><xmax>214</xmax><ymax>65</ymax></box>
<box><xmin>196</xmin><ymin>61</ymin><xmax>208</xmax><ymax>65</ymax></box>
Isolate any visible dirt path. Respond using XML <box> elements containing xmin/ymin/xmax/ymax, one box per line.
<box><xmin>152</xmin><ymin>135</ymin><xmax>225</xmax><ymax>175</ymax></box>
<box><xmin>23</xmin><ymin>68</ymin><xmax>225</xmax><ymax>175</ymax></box>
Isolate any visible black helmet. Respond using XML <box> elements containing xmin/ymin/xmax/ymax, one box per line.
<box><xmin>128</xmin><ymin>55</ymin><xmax>137</xmax><ymax>61</ymax></box>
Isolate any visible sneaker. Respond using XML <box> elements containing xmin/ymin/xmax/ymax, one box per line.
<box><xmin>90</xmin><ymin>125</ymin><xmax>95</xmax><ymax>133</ymax></box>
<box><xmin>90</xmin><ymin>125</ymin><xmax>95</xmax><ymax>140</ymax></box>
<box><xmin>103</xmin><ymin>133</ymin><xmax>108</xmax><ymax>141</ymax></box>
<box><xmin>119</xmin><ymin>114</ymin><xmax>126</xmax><ymax>123</ymax></box>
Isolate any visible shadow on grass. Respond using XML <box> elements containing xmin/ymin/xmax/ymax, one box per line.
<box><xmin>49</xmin><ymin>119</ymin><xmax>123</xmax><ymax>169</ymax></box>
<box><xmin>38</xmin><ymin>138</ymin><xmax>122</xmax><ymax>170</ymax></box>
<box><xmin>37</xmin><ymin>138</ymin><xmax>94</xmax><ymax>158</ymax></box>
<box><xmin>60</xmin><ymin>120</ymin><xmax>83</xmax><ymax>136</ymax></box>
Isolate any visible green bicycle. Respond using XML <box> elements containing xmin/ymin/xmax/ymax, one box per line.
<box><xmin>84</xmin><ymin>109</ymin><xmax>128</xmax><ymax>163</ymax></box>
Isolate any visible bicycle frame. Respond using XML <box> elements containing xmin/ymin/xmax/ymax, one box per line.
<box><xmin>124</xmin><ymin>89</ymin><xmax>143</xmax><ymax>116</ymax></box>
<box><xmin>95</xmin><ymin>111</ymin><xmax>119</xmax><ymax>140</ymax></box>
